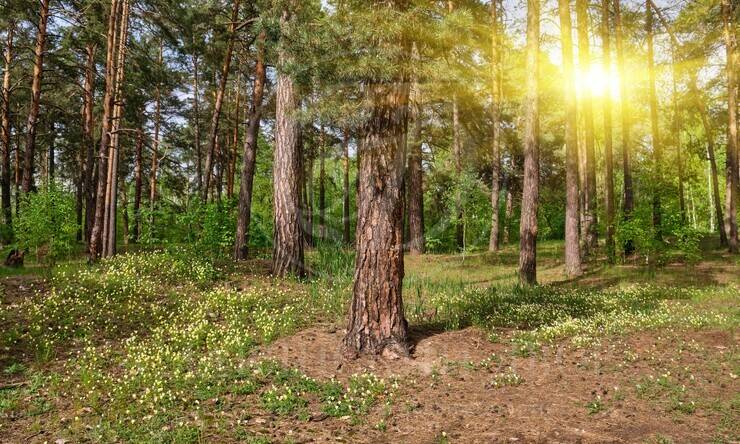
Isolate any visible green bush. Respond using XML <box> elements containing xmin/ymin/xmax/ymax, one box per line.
<box><xmin>14</xmin><ymin>185</ymin><xmax>77</xmax><ymax>265</ymax></box>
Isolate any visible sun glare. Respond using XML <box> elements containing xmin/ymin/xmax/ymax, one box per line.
<box><xmin>576</xmin><ymin>62</ymin><xmax>620</xmax><ymax>101</ymax></box>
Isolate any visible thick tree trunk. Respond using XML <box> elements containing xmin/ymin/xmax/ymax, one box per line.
<box><xmin>519</xmin><ymin>0</ymin><xmax>540</xmax><ymax>285</ymax></box>
<box><xmin>646</xmin><ymin>0</ymin><xmax>663</xmax><ymax>241</ymax></box>
<box><xmin>343</xmin><ymin>80</ymin><xmax>410</xmax><ymax>358</ymax></box>
<box><xmin>342</xmin><ymin>127</ymin><xmax>352</xmax><ymax>245</ymax></box>
<box><xmin>22</xmin><ymin>0</ymin><xmax>51</xmax><ymax>194</ymax></box>
<box><xmin>272</xmin><ymin>11</ymin><xmax>305</xmax><ymax>277</ymax></box>
<box><xmin>89</xmin><ymin>0</ymin><xmax>122</xmax><ymax>260</ymax></box>
<box><xmin>489</xmin><ymin>0</ymin><xmax>502</xmax><ymax>253</ymax></box>
<box><xmin>576</xmin><ymin>0</ymin><xmax>598</xmax><ymax>254</ymax></box>
<box><xmin>407</xmin><ymin>57</ymin><xmax>425</xmax><ymax>255</ymax></box>
<box><xmin>1</xmin><ymin>23</ymin><xmax>14</xmax><ymax>226</ymax></box>
<box><xmin>559</xmin><ymin>0</ymin><xmax>582</xmax><ymax>277</ymax></box>
<box><xmin>614</xmin><ymin>0</ymin><xmax>634</xmax><ymax>256</ymax></box>
<box><xmin>601</xmin><ymin>0</ymin><xmax>616</xmax><ymax>263</ymax></box>
<box><xmin>202</xmin><ymin>0</ymin><xmax>240</xmax><ymax>202</ymax></box>
<box><xmin>102</xmin><ymin>0</ymin><xmax>130</xmax><ymax>258</ymax></box>
<box><xmin>722</xmin><ymin>0</ymin><xmax>738</xmax><ymax>253</ymax></box>
<box><xmin>83</xmin><ymin>44</ymin><xmax>97</xmax><ymax>244</ymax></box>
<box><xmin>234</xmin><ymin>32</ymin><xmax>266</xmax><ymax>260</ymax></box>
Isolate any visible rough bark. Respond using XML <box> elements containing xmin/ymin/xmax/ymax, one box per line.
<box><xmin>646</xmin><ymin>0</ymin><xmax>662</xmax><ymax>241</ymax></box>
<box><xmin>614</xmin><ymin>0</ymin><xmax>634</xmax><ymax>255</ymax></box>
<box><xmin>723</xmin><ymin>0</ymin><xmax>738</xmax><ymax>253</ymax></box>
<box><xmin>22</xmin><ymin>0</ymin><xmax>51</xmax><ymax>194</ymax></box>
<box><xmin>102</xmin><ymin>0</ymin><xmax>130</xmax><ymax>258</ymax></box>
<box><xmin>1</xmin><ymin>23</ymin><xmax>14</xmax><ymax>226</ymax></box>
<box><xmin>559</xmin><ymin>0</ymin><xmax>582</xmax><ymax>277</ymax></box>
<box><xmin>234</xmin><ymin>31</ymin><xmax>266</xmax><ymax>260</ymax></box>
<box><xmin>89</xmin><ymin>0</ymin><xmax>122</xmax><ymax>260</ymax></box>
<box><xmin>489</xmin><ymin>0</ymin><xmax>502</xmax><ymax>253</ymax></box>
<box><xmin>202</xmin><ymin>0</ymin><xmax>240</xmax><ymax>202</ymax></box>
<box><xmin>272</xmin><ymin>11</ymin><xmax>305</xmax><ymax>277</ymax></box>
<box><xmin>576</xmin><ymin>0</ymin><xmax>598</xmax><ymax>254</ymax></box>
<box><xmin>519</xmin><ymin>0</ymin><xmax>540</xmax><ymax>285</ymax></box>
<box><xmin>343</xmin><ymin>80</ymin><xmax>410</xmax><ymax>358</ymax></box>
<box><xmin>601</xmin><ymin>0</ymin><xmax>616</xmax><ymax>263</ymax></box>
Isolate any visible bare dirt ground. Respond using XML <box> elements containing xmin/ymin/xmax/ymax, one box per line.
<box><xmin>252</xmin><ymin>325</ymin><xmax>738</xmax><ymax>444</ymax></box>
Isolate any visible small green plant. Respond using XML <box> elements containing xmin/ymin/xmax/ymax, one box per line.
<box><xmin>586</xmin><ymin>396</ymin><xmax>605</xmax><ymax>414</ymax></box>
<box><xmin>488</xmin><ymin>368</ymin><xmax>524</xmax><ymax>388</ymax></box>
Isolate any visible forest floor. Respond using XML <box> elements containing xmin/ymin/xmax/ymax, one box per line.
<box><xmin>0</xmin><ymin>241</ymin><xmax>737</xmax><ymax>444</ymax></box>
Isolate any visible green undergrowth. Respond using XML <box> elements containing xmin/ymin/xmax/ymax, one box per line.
<box><xmin>409</xmin><ymin>281</ymin><xmax>737</xmax><ymax>349</ymax></box>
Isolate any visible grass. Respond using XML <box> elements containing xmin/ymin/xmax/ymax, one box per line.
<box><xmin>0</xmin><ymin>240</ymin><xmax>737</xmax><ymax>441</ymax></box>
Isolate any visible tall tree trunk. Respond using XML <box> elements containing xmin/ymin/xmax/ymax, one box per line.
<box><xmin>342</xmin><ymin>127</ymin><xmax>352</xmax><ymax>245</ymax></box>
<box><xmin>614</xmin><ymin>0</ymin><xmax>634</xmax><ymax>255</ymax></box>
<box><xmin>601</xmin><ymin>0</ymin><xmax>616</xmax><ymax>263</ymax></box>
<box><xmin>448</xmin><ymin>1</ymin><xmax>464</xmax><ymax>252</ymax></box>
<box><xmin>102</xmin><ymin>0</ymin><xmax>130</xmax><ymax>258</ymax></box>
<box><xmin>83</xmin><ymin>44</ymin><xmax>97</xmax><ymax>244</ymax></box>
<box><xmin>646</xmin><ymin>0</ymin><xmax>662</xmax><ymax>241</ymax></box>
<box><xmin>489</xmin><ymin>0</ymin><xmax>502</xmax><ymax>253</ymax></box>
<box><xmin>519</xmin><ymin>0</ymin><xmax>540</xmax><ymax>285</ymax></box>
<box><xmin>234</xmin><ymin>31</ymin><xmax>266</xmax><ymax>260</ymax></box>
<box><xmin>132</xmin><ymin>126</ymin><xmax>143</xmax><ymax>242</ymax></box>
<box><xmin>559</xmin><ymin>0</ymin><xmax>582</xmax><ymax>277</ymax></box>
<box><xmin>343</xmin><ymin>80</ymin><xmax>410</xmax><ymax>358</ymax></box>
<box><xmin>407</xmin><ymin>46</ymin><xmax>425</xmax><ymax>255</ymax></box>
<box><xmin>576</xmin><ymin>0</ymin><xmax>598</xmax><ymax>254</ymax></box>
<box><xmin>318</xmin><ymin>127</ymin><xmax>326</xmax><ymax>240</ymax></box>
<box><xmin>1</xmin><ymin>22</ymin><xmax>14</xmax><ymax>226</ymax></box>
<box><xmin>193</xmin><ymin>52</ymin><xmax>203</xmax><ymax>194</ymax></box>
<box><xmin>272</xmin><ymin>11</ymin><xmax>305</xmax><ymax>277</ymax></box>
<box><xmin>89</xmin><ymin>0</ymin><xmax>122</xmax><ymax>260</ymax></box>
<box><xmin>202</xmin><ymin>0</ymin><xmax>240</xmax><ymax>202</ymax></box>
<box><xmin>22</xmin><ymin>0</ymin><xmax>51</xmax><ymax>194</ymax></box>
<box><xmin>722</xmin><ymin>0</ymin><xmax>738</xmax><ymax>253</ymax></box>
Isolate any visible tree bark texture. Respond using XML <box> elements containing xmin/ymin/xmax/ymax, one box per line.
<box><xmin>22</xmin><ymin>0</ymin><xmax>51</xmax><ymax>194</ymax></box>
<box><xmin>1</xmin><ymin>23</ymin><xmax>14</xmax><ymax>226</ymax></box>
<box><xmin>519</xmin><ymin>0</ymin><xmax>540</xmax><ymax>285</ymax></box>
<box><xmin>234</xmin><ymin>32</ymin><xmax>266</xmax><ymax>260</ymax></box>
<box><xmin>559</xmin><ymin>0</ymin><xmax>582</xmax><ymax>277</ymax></box>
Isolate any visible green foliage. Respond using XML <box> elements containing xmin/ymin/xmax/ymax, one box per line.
<box><xmin>14</xmin><ymin>185</ymin><xmax>77</xmax><ymax>265</ymax></box>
